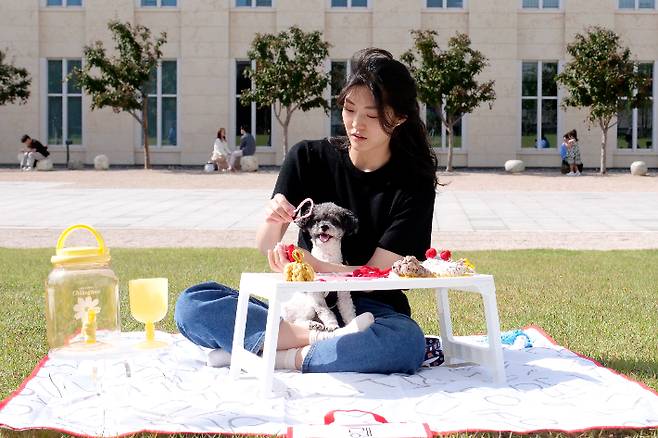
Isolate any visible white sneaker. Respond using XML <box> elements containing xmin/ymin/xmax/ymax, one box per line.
<box><xmin>566</xmin><ymin>172</ymin><xmax>575</xmax><ymax>176</ymax></box>
<box><xmin>575</xmin><ymin>171</ymin><xmax>581</xmax><ymax>176</ymax></box>
<box><xmin>207</xmin><ymin>348</ymin><xmax>232</xmax><ymax>367</ymax></box>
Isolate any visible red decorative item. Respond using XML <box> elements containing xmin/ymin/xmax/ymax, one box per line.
<box><xmin>285</xmin><ymin>244</ymin><xmax>296</xmax><ymax>262</ymax></box>
<box><xmin>425</xmin><ymin>248</ymin><xmax>437</xmax><ymax>259</ymax></box>
<box><xmin>439</xmin><ymin>250</ymin><xmax>451</xmax><ymax>261</ymax></box>
<box><xmin>352</xmin><ymin>265</ymin><xmax>392</xmax><ymax>278</ymax></box>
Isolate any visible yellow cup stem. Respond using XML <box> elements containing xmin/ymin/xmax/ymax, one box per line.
<box><xmin>145</xmin><ymin>321</ymin><xmax>155</xmax><ymax>342</ymax></box>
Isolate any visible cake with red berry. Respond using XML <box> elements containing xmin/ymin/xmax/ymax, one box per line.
<box><xmin>421</xmin><ymin>248</ymin><xmax>475</xmax><ymax>277</ymax></box>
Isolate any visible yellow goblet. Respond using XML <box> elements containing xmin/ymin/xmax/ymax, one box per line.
<box><xmin>129</xmin><ymin>278</ymin><xmax>169</xmax><ymax>349</ymax></box>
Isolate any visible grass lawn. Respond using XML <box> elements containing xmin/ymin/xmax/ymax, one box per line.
<box><xmin>1</xmin><ymin>248</ymin><xmax>657</xmax><ymax>438</ymax></box>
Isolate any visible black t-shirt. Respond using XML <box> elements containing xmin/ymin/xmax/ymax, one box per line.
<box><xmin>273</xmin><ymin>138</ymin><xmax>436</xmax><ymax>317</ymax></box>
<box><xmin>31</xmin><ymin>140</ymin><xmax>49</xmax><ymax>158</ymax></box>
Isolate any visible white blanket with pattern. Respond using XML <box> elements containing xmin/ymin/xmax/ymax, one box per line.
<box><xmin>1</xmin><ymin>327</ymin><xmax>657</xmax><ymax>437</ymax></box>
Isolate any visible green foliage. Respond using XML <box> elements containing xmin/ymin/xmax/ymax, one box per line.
<box><xmin>402</xmin><ymin>31</ymin><xmax>495</xmax><ymax>170</ymax></box>
<box><xmin>556</xmin><ymin>26</ymin><xmax>650</xmax><ymax>127</ymax></box>
<box><xmin>0</xmin><ymin>49</ymin><xmax>31</xmax><ymax>106</ymax></box>
<box><xmin>240</xmin><ymin>26</ymin><xmax>330</xmax><ymax>154</ymax></box>
<box><xmin>556</xmin><ymin>27</ymin><xmax>651</xmax><ymax>174</ymax></box>
<box><xmin>72</xmin><ymin>21</ymin><xmax>167</xmax><ymax>168</ymax></box>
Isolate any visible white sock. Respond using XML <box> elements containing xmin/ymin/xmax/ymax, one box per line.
<box><xmin>275</xmin><ymin>347</ymin><xmax>304</xmax><ymax>370</ymax></box>
<box><xmin>206</xmin><ymin>348</ymin><xmax>232</xmax><ymax>367</ymax></box>
<box><xmin>309</xmin><ymin>312</ymin><xmax>375</xmax><ymax>344</ymax></box>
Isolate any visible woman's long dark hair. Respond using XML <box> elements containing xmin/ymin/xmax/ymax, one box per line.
<box><xmin>334</xmin><ymin>48</ymin><xmax>439</xmax><ymax>188</ymax></box>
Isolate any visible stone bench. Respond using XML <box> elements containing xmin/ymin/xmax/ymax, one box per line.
<box><xmin>630</xmin><ymin>161</ymin><xmax>648</xmax><ymax>176</ymax></box>
<box><xmin>94</xmin><ymin>154</ymin><xmax>110</xmax><ymax>170</ymax></box>
<box><xmin>36</xmin><ymin>157</ymin><xmax>54</xmax><ymax>171</ymax></box>
<box><xmin>504</xmin><ymin>159</ymin><xmax>525</xmax><ymax>173</ymax></box>
<box><xmin>240</xmin><ymin>155</ymin><xmax>259</xmax><ymax>172</ymax></box>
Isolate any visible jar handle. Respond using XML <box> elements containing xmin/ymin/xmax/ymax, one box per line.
<box><xmin>56</xmin><ymin>224</ymin><xmax>107</xmax><ymax>255</ymax></box>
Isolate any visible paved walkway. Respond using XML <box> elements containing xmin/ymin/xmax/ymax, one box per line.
<box><xmin>1</xmin><ymin>172</ymin><xmax>657</xmax><ymax>250</ymax></box>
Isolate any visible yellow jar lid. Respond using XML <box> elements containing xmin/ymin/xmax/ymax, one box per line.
<box><xmin>51</xmin><ymin>225</ymin><xmax>111</xmax><ymax>265</ymax></box>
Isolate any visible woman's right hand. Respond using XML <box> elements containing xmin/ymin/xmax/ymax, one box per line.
<box><xmin>265</xmin><ymin>193</ymin><xmax>296</xmax><ymax>224</ymax></box>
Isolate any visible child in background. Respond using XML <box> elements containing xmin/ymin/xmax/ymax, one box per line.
<box><xmin>565</xmin><ymin>130</ymin><xmax>582</xmax><ymax>176</ymax></box>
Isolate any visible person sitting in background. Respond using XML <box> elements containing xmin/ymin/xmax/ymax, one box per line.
<box><xmin>19</xmin><ymin>134</ymin><xmax>49</xmax><ymax>171</ymax></box>
<box><xmin>539</xmin><ymin>135</ymin><xmax>550</xmax><ymax>149</ymax></box>
<box><xmin>228</xmin><ymin>125</ymin><xmax>256</xmax><ymax>172</ymax></box>
<box><xmin>210</xmin><ymin>128</ymin><xmax>231</xmax><ymax>171</ymax></box>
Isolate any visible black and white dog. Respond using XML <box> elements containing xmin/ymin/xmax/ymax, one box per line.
<box><xmin>282</xmin><ymin>202</ymin><xmax>359</xmax><ymax>330</ymax></box>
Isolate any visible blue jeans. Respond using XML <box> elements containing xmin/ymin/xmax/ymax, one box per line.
<box><xmin>174</xmin><ymin>281</ymin><xmax>426</xmax><ymax>374</ymax></box>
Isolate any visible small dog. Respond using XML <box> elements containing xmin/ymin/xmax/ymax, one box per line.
<box><xmin>282</xmin><ymin>202</ymin><xmax>359</xmax><ymax>331</ymax></box>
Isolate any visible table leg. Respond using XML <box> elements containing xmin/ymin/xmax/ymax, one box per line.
<box><xmin>229</xmin><ymin>288</ymin><xmax>251</xmax><ymax>378</ymax></box>
<box><xmin>434</xmin><ymin>287</ymin><xmax>458</xmax><ymax>365</ymax></box>
<box><xmin>259</xmin><ymin>292</ymin><xmax>282</xmax><ymax>397</ymax></box>
<box><xmin>477</xmin><ymin>278</ymin><xmax>506</xmax><ymax>385</ymax></box>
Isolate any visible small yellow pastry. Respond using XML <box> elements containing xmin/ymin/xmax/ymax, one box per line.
<box><xmin>284</xmin><ymin>248</ymin><xmax>315</xmax><ymax>282</ymax></box>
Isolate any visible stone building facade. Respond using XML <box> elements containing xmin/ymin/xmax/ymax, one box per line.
<box><xmin>0</xmin><ymin>0</ymin><xmax>656</xmax><ymax>168</ymax></box>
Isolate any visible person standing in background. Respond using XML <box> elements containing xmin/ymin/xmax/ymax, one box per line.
<box><xmin>559</xmin><ymin>133</ymin><xmax>569</xmax><ymax>174</ymax></box>
<box><xmin>565</xmin><ymin>130</ymin><xmax>582</xmax><ymax>176</ymax></box>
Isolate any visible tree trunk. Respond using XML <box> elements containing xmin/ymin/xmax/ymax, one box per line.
<box><xmin>446</xmin><ymin>124</ymin><xmax>454</xmax><ymax>172</ymax></box>
<box><xmin>599</xmin><ymin>121</ymin><xmax>608</xmax><ymax>175</ymax></box>
<box><xmin>142</xmin><ymin>99</ymin><xmax>151</xmax><ymax>170</ymax></box>
<box><xmin>282</xmin><ymin>106</ymin><xmax>294</xmax><ymax>155</ymax></box>
<box><xmin>283</xmin><ymin>122</ymin><xmax>289</xmax><ymax>155</ymax></box>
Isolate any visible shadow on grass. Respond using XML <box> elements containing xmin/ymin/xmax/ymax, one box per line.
<box><xmin>597</xmin><ymin>357</ymin><xmax>658</xmax><ymax>387</ymax></box>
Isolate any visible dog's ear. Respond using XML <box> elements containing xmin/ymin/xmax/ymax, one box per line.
<box><xmin>342</xmin><ymin>208</ymin><xmax>359</xmax><ymax>235</ymax></box>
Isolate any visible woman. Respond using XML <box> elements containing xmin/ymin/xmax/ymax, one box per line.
<box><xmin>211</xmin><ymin>128</ymin><xmax>230</xmax><ymax>171</ymax></box>
<box><xmin>175</xmin><ymin>48</ymin><xmax>439</xmax><ymax>374</ymax></box>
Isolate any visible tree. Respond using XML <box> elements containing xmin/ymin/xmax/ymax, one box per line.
<box><xmin>0</xmin><ymin>49</ymin><xmax>31</xmax><ymax>106</ymax></box>
<box><xmin>402</xmin><ymin>31</ymin><xmax>495</xmax><ymax>172</ymax></box>
<box><xmin>73</xmin><ymin>21</ymin><xmax>166</xmax><ymax>169</ymax></box>
<box><xmin>556</xmin><ymin>26</ymin><xmax>651</xmax><ymax>174</ymax></box>
<box><xmin>240</xmin><ymin>26</ymin><xmax>330</xmax><ymax>155</ymax></box>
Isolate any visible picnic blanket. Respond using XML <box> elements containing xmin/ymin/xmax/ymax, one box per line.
<box><xmin>1</xmin><ymin>326</ymin><xmax>657</xmax><ymax>437</ymax></box>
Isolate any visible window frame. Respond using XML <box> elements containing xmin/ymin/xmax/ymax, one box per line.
<box><xmin>519</xmin><ymin>60</ymin><xmax>561</xmax><ymax>150</ymax></box>
<box><xmin>43</xmin><ymin>58</ymin><xmax>84</xmax><ymax>147</ymax></box>
<box><xmin>617</xmin><ymin>0</ymin><xmax>656</xmax><ymax>10</ymax></box>
<box><xmin>141</xmin><ymin>59</ymin><xmax>179</xmax><ymax>149</ymax></box>
<box><xmin>234</xmin><ymin>0</ymin><xmax>275</xmax><ymax>7</ymax></box>
<box><xmin>327</xmin><ymin>59</ymin><xmax>351</xmax><ymax>137</ymax></box>
<box><xmin>136</xmin><ymin>0</ymin><xmax>178</xmax><ymax>8</ymax></box>
<box><xmin>232</xmin><ymin>59</ymin><xmax>273</xmax><ymax>149</ymax></box>
<box><xmin>328</xmin><ymin>0</ymin><xmax>370</xmax><ymax>9</ymax></box>
<box><xmin>616</xmin><ymin>61</ymin><xmax>656</xmax><ymax>151</ymax></box>
<box><xmin>424</xmin><ymin>0</ymin><xmax>467</xmax><ymax>9</ymax></box>
<box><xmin>42</xmin><ymin>0</ymin><xmax>84</xmax><ymax>7</ymax></box>
<box><xmin>519</xmin><ymin>0</ymin><xmax>561</xmax><ymax>10</ymax></box>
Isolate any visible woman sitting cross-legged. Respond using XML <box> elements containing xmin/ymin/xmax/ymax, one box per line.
<box><xmin>174</xmin><ymin>47</ymin><xmax>439</xmax><ymax>374</ymax></box>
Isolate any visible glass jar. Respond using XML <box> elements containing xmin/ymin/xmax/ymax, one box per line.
<box><xmin>45</xmin><ymin>224</ymin><xmax>120</xmax><ymax>353</ymax></box>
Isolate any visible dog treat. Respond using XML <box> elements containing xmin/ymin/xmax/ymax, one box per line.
<box><xmin>352</xmin><ymin>265</ymin><xmax>391</xmax><ymax>278</ymax></box>
<box><xmin>391</xmin><ymin>256</ymin><xmax>434</xmax><ymax>278</ymax></box>
<box><xmin>422</xmin><ymin>247</ymin><xmax>476</xmax><ymax>277</ymax></box>
<box><xmin>284</xmin><ymin>248</ymin><xmax>315</xmax><ymax>282</ymax></box>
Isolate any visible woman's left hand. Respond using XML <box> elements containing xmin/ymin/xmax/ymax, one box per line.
<box><xmin>268</xmin><ymin>242</ymin><xmax>325</xmax><ymax>273</ymax></box>
<box><xmin>267</xmin><ymin>241</ymin><xmax>289</xmax><ymax>273</ymax></box>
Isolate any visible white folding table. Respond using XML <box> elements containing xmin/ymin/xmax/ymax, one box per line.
<box><xmin>230</xmin><ymin>273</ymin><xmax>505</xmax><ymax>396</ymax></box>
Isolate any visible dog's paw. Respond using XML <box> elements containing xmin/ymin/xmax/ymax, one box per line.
<box><xmin>323</xmin><ymin>323</ymin><xmax>339</xmax><ymax>331</ymax></box>
<box><xmin>308</xmin><ymin>321</ymin><xmax>326</xmax><ymax>331</ymax></box>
